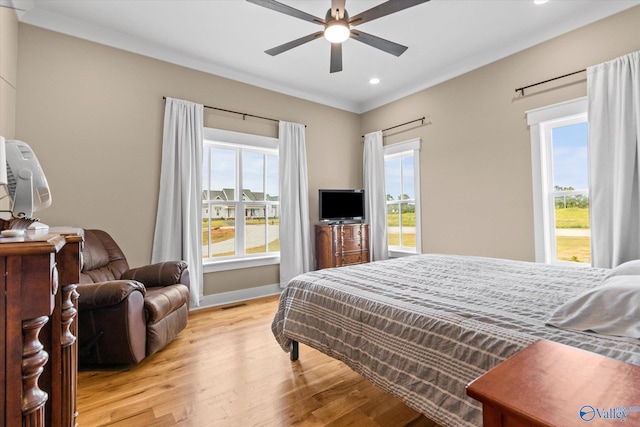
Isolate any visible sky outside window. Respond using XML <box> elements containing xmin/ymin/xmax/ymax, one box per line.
<box><xmin>552</xmin><ymin>122</ymin><xmax>589</xmax><ymax>190</ymax></box>
<box><xmin>386</xmin><ymin>156</ymin><xmax>415</xmax><ymax>200</ymax></box>
<box><xmin>209</xmin><ymin>147</ymin><xmax>235</xmax><ymax>193</ymax></box>
<box><xmin>243</xmin><ymin>151</ymin><xmax>264</xmax><ymax>195</ymax></box>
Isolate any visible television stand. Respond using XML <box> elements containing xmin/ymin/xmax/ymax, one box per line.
<box><xmin>315</xmin><ymin>223</ymin><xmax>369</xmax><ymax>269</ymax></box>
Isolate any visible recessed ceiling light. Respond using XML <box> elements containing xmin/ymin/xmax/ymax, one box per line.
<box><xmin>534</xmin><ymin>0</ymin><xmax>549</xmax><ymax>4</ymax></box>
<box><xmin>369</xmin><ymin>78</ymin><xmax>380</xmax><ymax>85</ymax></box>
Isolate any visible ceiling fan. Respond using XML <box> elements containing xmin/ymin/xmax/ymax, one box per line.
<box><xmin>246</xmin><ymin>0</ymin><xmax>430</xmax><ymax>73</ymax></box>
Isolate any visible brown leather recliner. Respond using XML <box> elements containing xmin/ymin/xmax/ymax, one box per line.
<box><xmin>77</xmin><ymin>229</ymin><xmax>190</xmax><ymax>366</ymax></box>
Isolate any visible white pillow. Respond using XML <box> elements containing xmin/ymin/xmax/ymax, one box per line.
<box><xmin>605</xmin><ymin>259</ymin><xmax>640</xmax><ymax>278</ymax></box>
<box><xmin>547</xmin><ymin>275</ymin><xmax>640</xmax><ymax>339</ymax></box>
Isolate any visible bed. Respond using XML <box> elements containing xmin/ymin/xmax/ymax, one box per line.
<box><xmin>271</xmin><ymin>254</ymin><xmax>640</xmax><ymax>427</ymax></box>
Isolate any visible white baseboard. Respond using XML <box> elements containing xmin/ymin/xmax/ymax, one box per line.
<box><xmin>191</xmin><ymin>283</ymin><xmax>282</xmax><ymax>310</ymax></box>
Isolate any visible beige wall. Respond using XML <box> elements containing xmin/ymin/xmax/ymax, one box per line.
<box><xmin>361</xmin><ymin>5</ymin><xmax>640</xmax><ymax>262</ymax></box>
<box><xmin>0</xmin><ymin>7</ymin><xmax>18</xmax><ymax>139</ymax></box>
<box><xmin>12</xmin><ymin>6</ymin><xmax>640</xmax><ymax>298</ymax></box>
<box><xmin>15</xmin><ymin>25</ymin><xmax>361</xmax><ymax>297</ymax></box>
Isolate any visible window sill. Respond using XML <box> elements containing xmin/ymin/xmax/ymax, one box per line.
<box><xmin>203</xmin><ymin>254</ymin><xmax>280</xmax><ymax>273</ymax></box>
<box><xmin>549</xmin><ymin>260</ymin><xmax>591</xmax><ymax>268</ymax></box>
<box><xmin>388</xmin><ymin>249</ymin><xmax>419</xmax><ymax>258</ymax></box>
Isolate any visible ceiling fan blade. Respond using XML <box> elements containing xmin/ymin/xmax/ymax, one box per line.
<box><xmin>331</xmin><ymin>0</ymin><xmax>346</xmax><ymax>19</ymax></box>
<box><xmin>350</xmin><ymin>30</ymin><xmax>408</xmax><ymax>57</ymax></box>
<box><xmin>246</xmin><ymin>0</ymin><xmax>324</xmax><ymax>25</ymax></box>
<box><xmin>330</xmin><ymin>43</ymin><xmax>343</xmax><ymax>73</ymax></box>
<box><xmin>265</xmin><ymin>31</ymin><xmax>324</xmax><ymax>56</ymax></box>
<box><xmin>349</xmin><ymin>0</ymin><xmax>430</xmax><ymax>26</ymax></box>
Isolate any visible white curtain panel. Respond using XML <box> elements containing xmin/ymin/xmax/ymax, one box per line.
<box><xmin>152</xmin><ymin>97</ymin><xmax>204</xmax><ymax>307</ymax></box>
<box><xmin>588</xmin><ymin>51</ymin><xmax>640</xmax><ymax>268</ymax></box>
<box><xmin>363</xmin><ymin>131</ymin><xmax>389</xmax><ymax>261</ymax></box>
<box><xmin>278</xmin><ymin>121</ymin><xmax>312</xmax><ymax>287</ymax></box>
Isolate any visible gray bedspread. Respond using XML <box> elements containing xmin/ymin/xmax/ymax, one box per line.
<box><xmin>271</xmin><ymin>254</ymin><xmax>640</xmax><ymax>427</ymax></box>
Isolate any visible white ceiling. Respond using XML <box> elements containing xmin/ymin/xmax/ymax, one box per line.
<box><xmin>9</xmin><ymin>0</ymin><xmax>640</xmax><ymax>113</ymax></box>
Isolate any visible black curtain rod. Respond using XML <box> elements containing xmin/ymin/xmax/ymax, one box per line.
<box><xmin>362</xmin><ymin>116</ymin><xmax>426</xmax><ymax>138</ymax></box>
<box><xmin>515</xmin><ymin>69</ymin><xmax>586</xmax><ymax>96</ymax></box>
<box><xmin>204</xmin><ymin>104</ymin><xmax>280</xmax><ymax>123</ymax></box>
<box><xmin>163</xmin><ymin>97</ymin><xmax>305</xmax><ymax>126</ymax></box>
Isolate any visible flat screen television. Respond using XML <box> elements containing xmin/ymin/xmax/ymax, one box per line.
<box><xmin>319</xmin><ymin>189</ymin><xmax>365</xmax><ymax>223</ymax></box>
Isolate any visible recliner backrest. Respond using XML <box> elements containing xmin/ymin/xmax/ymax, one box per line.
<box><xmin>80</xmin><ymin>229</ymin><xmax>131</xmax><ymax>284</ymax></box>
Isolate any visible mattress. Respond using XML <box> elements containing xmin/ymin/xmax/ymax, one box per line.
<box><xmin>271</xmin><ymin>254</ymin><xmax>640</xmax><ymax>427</ymax></box>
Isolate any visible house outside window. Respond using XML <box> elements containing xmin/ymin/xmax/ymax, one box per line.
<box><xmin>202</xmin><ymin>128</ymin><xmax>279</xmax><ymax>272</ymax></box>
<box><xmin>383</xmin><ymin>138</ymin><xmax>422</xmax><ymax>257</ymax></box>
<box><xmin>527</xmin><ymin>97</ymin><xmax>590</xmax><ymax>264</ymax></box>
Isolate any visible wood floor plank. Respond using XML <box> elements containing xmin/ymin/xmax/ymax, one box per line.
<box><xmin>77</xmin><ymin>295</ymin><xmax>441</xmax><ymax>426</ymax></box>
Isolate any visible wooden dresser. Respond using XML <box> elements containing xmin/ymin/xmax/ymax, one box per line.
<box><xmin>315</xmin><ymin>223</ymin><xmax>369</xmax><ymax>269</ymax></box>
<box><xmin>467</xmin><ymin>339</ymin><xmax>640</xmax><ymax>426</ymax></box>
<box><xmin>1</xmin><ymin>229</ymin><xmax>82</xmax><ymax>427</ymax></box>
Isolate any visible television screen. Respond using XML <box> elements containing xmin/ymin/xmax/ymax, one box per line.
<box><xmin>319</xmin><ymin>189</ymin><xmax>365</xmax><ymax>222</ymax></box>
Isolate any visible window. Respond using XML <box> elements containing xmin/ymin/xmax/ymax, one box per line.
<box><xmin>202</xmin><ymin>128</ymin><xmax>279</xmax><ymax>272</ymax></box>
<box><xmin>384</xmin><ymin>138</ymin><xmax>421</xmax><ymax>257</ymax></box>
<box><xmin>527</xmin><ymin>97</ymin><xmax>590</xmax><ymax>264</ymax></box>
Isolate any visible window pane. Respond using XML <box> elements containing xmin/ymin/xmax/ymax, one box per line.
<box><xmin>400</xmin><ymin>203</ymin><xmax>416</xmax><ymax>248</ymax></box>
<box><xmin>211</xmin><ymin>148</ymin><xmax>236</xmax><ymax>199</ymax></box>
<box><xmin>266</xmin><ymin>154</ymin><xmax>278</xmax><ymax>200</ymax></box>
<box><xmin>402</xmin><ymin>156</ymin><xmax>415</xmax><ymax>199</ymax></box>
<box><xmin>552</xmin><ymin>122</ymin><xmax>588</xmax><ymax>191</ymax></box>
<box><xmin>385</xmin><ymin>158</ymin><xmax>402</xmax><ymax>200</ymax></box>
<box><xmin>266</xmin><ymin>154</ymin><xmax>280</xmax><ymax>253</ymax></box>
<box><xmin>211</xmin><ymin>218</ymin><xmax>235</xmax><ymax>258</ymax></box>
<box><xmin>268</xmin><ymin>208</ymin><xmax>280</xmax><ymax>252</ymax></box>
<box><xmin>554</xmin><ymin>195</ymin><xmax>590</xmax><ymax>264</ymax></box>
<box><xmin>243</xmin><ymin>151</ymin><xmax>264</xmax><ymax>199</ymax></box>
<box><xmin>246</xmin><ymin>212</ymin><xmax>266</xmax><ymax>254</ymax></box>
<box><xmin>387</xmin><ymin>203</ymin><xmax>400</xmax><ymax>246</ymax></box>
<box><xmin>202</xmin><ymin>203</ymin><xmax>211</xmax><ymax>258</ymax></box>
<box><xmin>551</xmin><ymin>121</ymin><xmax>590</xmax><ymax>264</ymax></box>
<box><xmin>203</xmin><ymin>145</ymin><xmax>211</xmax><ymax>193</ymax></box>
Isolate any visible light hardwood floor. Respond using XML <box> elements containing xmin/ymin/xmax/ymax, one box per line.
<box><xmin>77</xmin><ymin>295</ymin><xmax>441</xmax><ymax>427</ymax></box>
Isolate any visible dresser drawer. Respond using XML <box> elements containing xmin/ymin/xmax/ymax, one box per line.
<box><xmin>337</xmin><ymin>225</ymin><xmax>365</xmax><ymax>239</ymax></box>
<box><xmin>337</xmin><ymin>251</ymin><xmax>369</xmax><ymax>266</ymax></box>
<box><xmin>342</xmin><ymin>238</ymin><xmax>368</xmax><ymax>252</ymax></box>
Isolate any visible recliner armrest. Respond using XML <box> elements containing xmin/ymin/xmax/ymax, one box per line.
<box><xmin>78</xmin><ymin>280</ymin><xmax>146</xmax><ymax>311</ymax></box>
<box><xmin>122</xmin><ymin>261</ymin><xmax>189</xmax><ymax>290</ymax></box>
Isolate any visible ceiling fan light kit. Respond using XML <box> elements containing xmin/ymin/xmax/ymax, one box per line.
<box><xmin>247</xmin><ymin>0</ymin><xmax>430</xmax><ymax>73</ymax></box>
<box><xmin>324</xmin><ymin>21</ymin><xmax>351</xmax><ymax>43</ymax></box>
